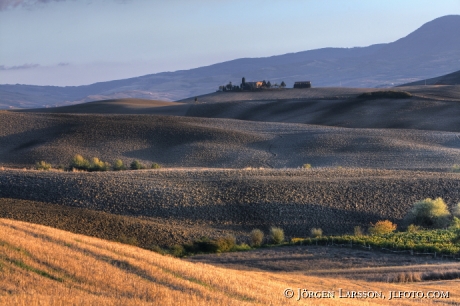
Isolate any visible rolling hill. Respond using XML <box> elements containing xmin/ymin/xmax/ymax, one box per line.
<box><xmin>1</xmin><ymin>15</ymin><xmax>460</xmax><ymax>109</ymax></box>
<box><xmin>401</xmin><ymin>69</ymin><xmax>460</xmax><ymax>86</ymax></box>
<box><xmin>2</xmin><ymin>218</ymin><xmax>460</xmax><ymax>305</ymax></box>
<box><xmin>2</xmin><ymin>85</ymin><xmax>460</xmax><ymax>245</ymax></box>
<box><xmin>1</xmin><ymin>85</ymin><xmax>459</xmax><ymax>172</ymax></box>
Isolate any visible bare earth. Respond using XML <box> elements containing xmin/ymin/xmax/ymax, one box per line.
<box><xmin>2</xmin><ymin>86</ymin><xmax>460</xmax><ymax>305</ymax></box>
<box><xmin>1</xmin><ymin>168</ymin><xmax>459</xmax><ymax>246</ymax></box>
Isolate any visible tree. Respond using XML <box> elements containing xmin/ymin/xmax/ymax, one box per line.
<box><xmin>250</xmin><ymin>229</ymin><xmax>264</xmax><ymax>247</ymax></box>
<box><xmin>71</xmin><ymin>154</ymin><xmax>90</xmax><ymax>170</ymax></box>
<box><xmin>130</xmin><ymin>160</ymin><xmax>144</xmax><ymax>170</ymax></box>
<box><xmin>453</xmin><ymin>202</ymin><xmax>460</xmax><ymax>218</ymax></box>
<box><xmin>266</xmin><ymin>81</ymin><xmax>271</xmax><ymax>88</ymax></box>
<box><xmin>368</xmin><ymin>220</ymin><xmax>397</xmax><ymax>235</ymax></box>
<box><xmin>404</xmin><ymin>198</ymin><xmax>451</xmax><ymax>228</ymax></box>
<box><xmin>113</xmin><ymin>159</ymin><xmax>126</xmax><ymax>171</ymax></box>
<box><xmin>269</xmin><ymin>227</ymin><xmax>284</xmax><ymax>244</ymax></box>
<box><xmin>280</xmin><ymin>81</ymin><xmax>286</xmax><ymax>88</ymax></box>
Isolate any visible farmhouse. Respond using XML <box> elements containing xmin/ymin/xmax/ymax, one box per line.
<box><xmin>294</xmin><ymin>81</ymin><xmax>312</xmax><ymax>88</ymax></box>
<box><xmin>218</xmin><ymin>77</ymin><xmax>286</xmax><ymax>91</ymax></box>
<box><xmin>243</xmin><ymin>81</ymin><xmax>263</xmax><ymax>90</ymax></box>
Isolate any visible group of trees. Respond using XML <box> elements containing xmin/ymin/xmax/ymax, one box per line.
<box><xmin>404</xmin><ymin>197</ymin><xmax>459</xmax><ymax>229</ymax></box>
<box><xmin>219</xmin><ymin>78</ymin><xmax>286</xmax><ymax>92</ymax></box>
<box><xmin>35</xmin><ymin>155</ymin><xmax>161</xmax><ymax>171</ymax></box>
<box><xmin>362</xmin><ymin>197</ymin><xmax>460</xmax><ymax>236</ymax></box>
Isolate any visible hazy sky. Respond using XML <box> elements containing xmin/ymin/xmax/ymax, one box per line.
<box><xmin>1</xmin><ymin>0</ymin><xmax>459</xmax><ymax>86</ymax></box>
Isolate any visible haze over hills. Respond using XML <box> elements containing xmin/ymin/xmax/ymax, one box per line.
<box><xmin>1</xmin><ymin>15</ymin><xmax>460</xmax><ymax>109</ymax></box>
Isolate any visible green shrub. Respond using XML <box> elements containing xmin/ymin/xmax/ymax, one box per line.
<box><xmin>453</xmin><ymin>203</ymin><xmax>460</xmax><ymax>218</ymax></box>
<box><xmin>450</xmin><ymin>217</ymin><xmax>460</xmax><ymax>230</ymax></box>
<box><xmin>151</xmin><ymin>162</ymin><xmax>161</xmax><ymax>169</ymax></box>
<box><xmin>310</xmin><ymin>228</ymin><xmax>323</xmax><ymax>238</ymax></box>
<box><xmin>302</xmin><ymin>163</ymin><xmax>312</xmax><ymax>169</ymax></box>
<box><xmin>452</xmin><ymin>164</ymin><xmax>460</xmax><ymax>173</ymax></box>
<box><xmin>35</xmin><ymin>161</ymin><xmax>52</xmax><ymax>170</ymax></box>
<box><xmin>170</xmin><ymin>244</ymin><xmax>185</xmax><ymax>257</ymax></box>
<box><xmin>130</xmin><ymin>160</ymin><xmax>144</xmax><ymax>170</ymax></box>
<box><xmin>71</xmin><ymin>154</ymin><xmax>90</xmax><ymax>171</ymax></box>
<box><xmin>149</xmin><ymin>245</ymin><xmax>167</xmax><ymax>255</ymax></box>
<box><xmin>113</xmin><ymin>159</ymin><xmax>126</xmax><ymax>171</ymax></box>
<box><xmin>404</xmin><ymin>198</ymin><xmax>451</xmax><ymax>228</ymax></box>
<box><xmin>407</xmin><ymin>224</ymin><xmax>421</xmax><ymax>233</ymax></box>
<box><xmin>369</xmin><ymin>220</ymin><xmax>397</xmax><ymax>235</ymax></box>
<box><xmin>250</xmin><ymin>229</ymin><xmax>264</xmax><ymax>247</ymax></box>
<box><xmin>187</xmin><ymin>237</ymin><xmax>219</xmax><ymax>254</ymax></box>
<box><xmin>117</xmin><ymin>234</ymin><xmax>138</xmax><ymax>246</ymax></box>
<box><xmin>214</xmin><ymin>235</ymin><xmax>236</xmax><ymax>252</ymax></box>
<box><xmin>453</xmin><ymin>232</ymin><xmax>460</xmax><ymax>244</ymax></box>
<box><xmin>90</xmin><ymin>157</ymin><xmax>110</xmax><ymax>171</ymax></box>
<box><xmin>233</xmin><ymin>243</ymin><xmax>251</xmax><ymax>251</ymax></box>
<box><xmin>269</xmin><ymin>227</ymin><xmax>284</xmax><ymax>244</ymax></box>
<box><xmin>354</xmin><ymin>226</ymin><xmax>363</xmax><ymax>236</ymax></box>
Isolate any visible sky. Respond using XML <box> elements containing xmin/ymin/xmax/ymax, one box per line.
<box><xmin>1</xmin><ymin>0</ymin><xmax>460</xmax><ymax>86</ymax></box>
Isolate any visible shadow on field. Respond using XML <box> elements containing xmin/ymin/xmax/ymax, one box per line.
<box><xmin>0</xmin><ymin>195</ymin><xmax>389</xmax><ymax>242</ymax></box>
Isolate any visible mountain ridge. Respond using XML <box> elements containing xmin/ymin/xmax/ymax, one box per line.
<box><xmin>1</xmin><ymin>15</ymin><xmax>460</xmax><ymax>109</ymax></box>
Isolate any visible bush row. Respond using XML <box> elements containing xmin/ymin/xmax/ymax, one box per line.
<box><xmin>35</xmin><ymin>155</ymin><xmax>161</xmax><ymax>172</ymax></box>
<box><xmin>291</xmin><ymin>229</ymin><xmax>460</xmax><ymax>255</ymax></box>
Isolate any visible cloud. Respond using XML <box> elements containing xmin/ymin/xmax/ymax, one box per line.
<box><xmin>0</xmin><ymin>0</ymin><xmax>132</xmax><ymax>11</ymax></box>
<box><xmin>0</xmin><ymin>0</ymin><xmax>70</xmax><ymax>11</ymax></box>
<box><xmin>0</xmin><ymin>63</ymin><xmax>40</xmax><ymax>70</ymax></box>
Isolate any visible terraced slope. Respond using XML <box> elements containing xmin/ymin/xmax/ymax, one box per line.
<box><xmin>1</xmin><ymin>218</ymin><xmax>459</xmax><ymax>306</ymax></box>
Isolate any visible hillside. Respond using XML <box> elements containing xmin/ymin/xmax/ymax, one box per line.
<box><xmin>2</xmin><ymin>168</ymin><xmax>460</xmax><ymax>244</ymax></box>
<box><xmin>2</xmin><ymin>108</ymin><xmax>460</xmax><ymax>170</ymax></box>
<box><xmin>401</xmin><ymin>70</ymin><xmax>460</xmax><ymax>86</ymax></box>
<box><xmin>2</xmin><ymin>218</ymin><xmax>460</xmax><ymax>305</ymax></box>
<box><xmin>18</xmin><ymin>98</ymin><xmax>190</xmax><ymax>115</ymax></box>
<box><xmin>1</xmin><ymin>15</ymin><xmax>460</xmax><ymax>109</ymax></box>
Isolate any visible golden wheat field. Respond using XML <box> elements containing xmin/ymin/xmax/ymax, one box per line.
<box><xmin>0</xmin><ymin>218</ymin><xmax>459</xmax><ymax>305</ymax></box>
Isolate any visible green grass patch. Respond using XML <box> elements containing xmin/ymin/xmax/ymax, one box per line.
<box><xmin>0</xmin><ymin>240</ymin><xmax>32</xmax><ymax>257</ymax></box>
<box><xmin>35</xmin><ymin>161</ymin><xmax>52</xmax><ymax>170</ymax></box>
<box><xmin>5</xmin><ymin>256</ymin><xmax>63</xmax><ymax>282</ymax></box>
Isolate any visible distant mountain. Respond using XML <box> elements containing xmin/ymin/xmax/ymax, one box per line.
<box><xmin>1</xmin><ymin>15</ymin><xmax>460</xmax><ymax>109</ymax></box>
<box><xmin>400</xmin><ymin>69</ymin><xmax>460</xmax><ymax>86</ymax></box>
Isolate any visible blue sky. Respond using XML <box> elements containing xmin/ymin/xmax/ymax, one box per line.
<box><xmin>1</xmin><ymin>0</ymin><xmax>459</xmax><ymax>86</ymax></box>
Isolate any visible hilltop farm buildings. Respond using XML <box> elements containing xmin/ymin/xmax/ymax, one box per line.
<box><xmin>218</xmin><ymin>78</ymin><xmax>311</xmax><ymax>92</ymax></box>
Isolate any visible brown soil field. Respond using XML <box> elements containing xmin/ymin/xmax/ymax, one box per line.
<box><xmin>2</xmin><ymin>110</ymin><xmax>460</xmax><ymax>170</ymax></box>
<box><xmin>0</xmin><ymin>198</ymin><xmax>243</xmax><ymax>248</ymax></box>
<box><xmin>1</xmin><ymin>168</ymin><xmax>460</xmax><ymax>246</ymax></box>
<box><xmin>14</xmin><ymin>86</ymin><xmax>460</xmax><ymax>132</ymax></box>
<box><xmin>181</xmin><ymin>85</ymin><xmax>460</xmax><ymax>131</ymax></box>
<box><xmin>18</xmin><ymin>98</ymin><xmax>191</xmax><ymax>115</ymax></box>
<box><xmin>2</xmin><ymin>86</ymin><xmax>460</xmax><ymax>304</ymax></box>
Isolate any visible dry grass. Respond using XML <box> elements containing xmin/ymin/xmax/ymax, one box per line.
<box><xmin>1</xmin><ymin>219</ymin><xmax>460</xmax><ymax>305</ymax></box>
